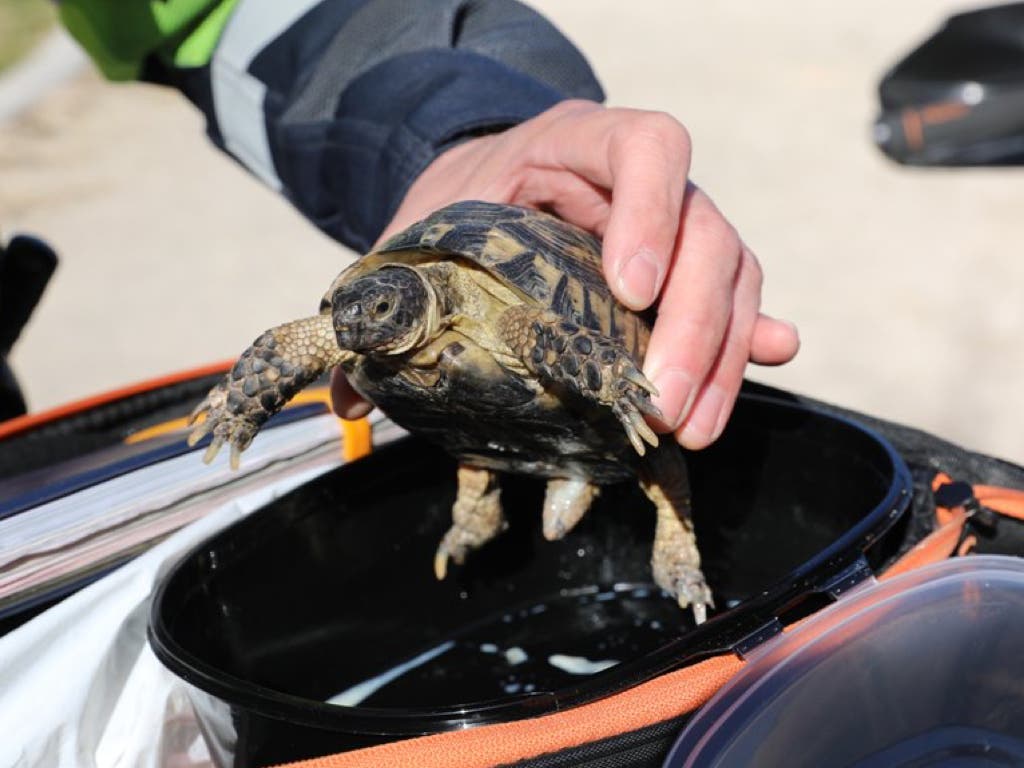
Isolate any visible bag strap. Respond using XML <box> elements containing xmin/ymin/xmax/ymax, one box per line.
<box><xmin>883</xmin><ymin>472</ymin><xmax>1024</xmax><ymax>580</ymax></box>
<box><xmin>278</xmin><ymin>654</ymin><xmax>744</xmax><ymax>768</ymax></box>
<box><xmin>274</xmin><ymin>473</ymin><xmax>1024</xmax><ymax>768</ymax></box>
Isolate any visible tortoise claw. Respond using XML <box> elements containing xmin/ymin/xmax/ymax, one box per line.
<box><xmin>186</xmin><ymin>416</ymin><xmax>211</xmax><ymax>447</ymax></box>
<box><xmin>669</xmin><ymin>568</ymin><xmax>714</xmax><ymax>626</ymax></box>
<box><xmin>194</xmin><ymin>417</ymin><xmax>257</xmax><ymax>467</ymax></box>
<box><xmin>614</xmin><ymin>399</ymin><xmax>660</xmax><ymax>457</ymax></box>
<box><xmin>203</xmin><ymin>435</ymin><xmax>225</xmax><ymax>464</ymax></box>
<box><xmin>432</xmin><ymin>526</ymin><xmax>478</xmax><ymax>581</ymax></box>
<box><xmin>630</xmin><ymin>407</ymin><xmax>659</xmax><ymax>447</ymax></box>
<box><xmin>433</xmin><ymin>548</ymin><xmax>450</xmax><ymax>581</ymax></box>
<box><xmin>187</xmin><ymin>381</ymin><xmax>260</xmax><ymax>469</ymax></box>
<box><xmin>627</xmin><ymin>388</ymin><xmax>663</xmax><ymax>421</ymax></box>
<box><xmin>622</xmin><ymin>366</ymin><xmax>659</xmax><ymax>398</ymax></box>
<box><xmin>610</xmin><ymin>360</ymin><xmax>662</xmax><ymax>454</ymax></box>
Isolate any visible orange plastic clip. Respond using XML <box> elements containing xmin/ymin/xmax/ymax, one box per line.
<box><xmin>341</xmin><ymin>417</ymin><xmax>373</xmax><ymax>462</ymax></box>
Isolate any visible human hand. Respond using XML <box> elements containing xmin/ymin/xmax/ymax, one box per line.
<box><xmin>332</xmin><ymin>99</ymin><xmax>799</xmax><ymax>449</ymax></box>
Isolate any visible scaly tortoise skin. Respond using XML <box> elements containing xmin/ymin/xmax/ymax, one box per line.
<box><xmin>189</xmin><ymin>201</ymin><xmax>713</xmax><ymax>621</ymax></box>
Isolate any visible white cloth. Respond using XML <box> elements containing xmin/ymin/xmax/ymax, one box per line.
<box><xmin>0</xmin><ymin>467</ymin><xmax>329</xmax><ymax>768</ymax></box>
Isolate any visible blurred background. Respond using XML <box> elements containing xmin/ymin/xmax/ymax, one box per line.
<box><xmin>0</xmin><ymin>0</ymin><xmax>1021</xmax><ymax>464</ymax></box>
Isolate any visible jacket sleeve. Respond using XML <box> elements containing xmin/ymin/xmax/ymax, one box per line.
<box><xmin>62</xmin><ymin>0</ymin><xmax>605</xmax><ymax>252</ymax></box>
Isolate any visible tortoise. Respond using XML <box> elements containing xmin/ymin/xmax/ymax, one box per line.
<box><xmin>188</xmin><ymin>200</ymin><xmax>712</xmax><ymax>621</ymax></box>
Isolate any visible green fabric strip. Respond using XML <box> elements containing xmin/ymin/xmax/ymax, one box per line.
<box><xmin>59</xmin><ymin>0</ymin><xmax>240</xmax><ymax>80</ymax></box>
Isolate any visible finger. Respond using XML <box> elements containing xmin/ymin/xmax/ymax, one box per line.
<box><xmin>677</xmin><ymin>246</ymin><xmax>763</xmax><ymax>449</ymax></box>
<box><xmin>511</xmin><ymin>167</ymin><xmax>612</xmax><ymax>236</ymax></box>
<box><xmin>534</xmin><ymin>105</ymin><xmax>692</xmax><ymax>310</ymax></box>
<box><xmin>750</xmin><ymin>314</ymin><xmax>800</xmax><ymax>365</ymax></box>
<box><xmin>642</xmin><ymin>187</ymin><xmax>743</xmax><ymax>431</ymax></box>
<box><xmin>600</xmin><ymin>115</ymin><xmax>691</xmax><ymax>309</ymax></box>
<box><xmin>330</xmin><ymin>368</ymin><xmax>373</xmax><ymax>420</ymax></box>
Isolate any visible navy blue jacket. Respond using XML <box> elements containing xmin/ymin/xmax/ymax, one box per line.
<box><xmin>147</xmin><ymin>0</ymin><xmax>605</xmax><ymax>253</ymax></box>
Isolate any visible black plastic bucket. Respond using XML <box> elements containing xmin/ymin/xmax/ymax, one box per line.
<box><xmin>149</xmin><ymin>390</ymin><xmax>912</xmax><ymax>766</ymax></box>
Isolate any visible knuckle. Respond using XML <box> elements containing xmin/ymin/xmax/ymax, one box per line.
<box><xmin>614</xmin><ymin>112</ymin><xmax>692</xmax><ymax>166</ymax></box>
<box><xmin>690</xmin><ymin>205</ymin><xmax>741</xmax><ymax>261</ymax></box>
<box><xmin>700</xmin><ymin>219</ymin><xmax>741</xmax><ymax>264</ymax></box>
<box><xmin>720</xmin><ymin>223</ymin><xmax>742</xmax><ymax>258</ymax></box>
<box><xmin>545</xmin><ymin>98</ymin><xmax>602</xmax><ymax>123</ymax></box>
<box><xmin>744</xmin><ymin>249</ymin><xmax>764</xmax><ymax>289</ymax></box>
<box><xmin>638</xmin><ymin>112</ymin><xmax>690</xmax><ymax>144</ymax></box>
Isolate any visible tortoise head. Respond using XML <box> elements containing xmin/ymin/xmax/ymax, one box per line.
<box><xmin>331</xmin><ymin>265</ymin><xmax>438</xmax><ymax>355</ymax></box>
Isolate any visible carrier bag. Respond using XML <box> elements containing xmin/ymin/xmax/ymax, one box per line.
<box><xmin>267</xmin><ymin>386</ymin><xmax>1024</xmax><ymax>768</ymax></box>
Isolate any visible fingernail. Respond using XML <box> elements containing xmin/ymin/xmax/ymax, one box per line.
<box><xmin>616</xmin><ymin>247</ymin><xmax>662</xmax><ymax>308</ymax></box>
<box><xmin>679</xmin><ymin>383</ymin><xmax>728</xmax><ymax>449</ymax></box>
<box><xmin>650</xmin><ymin>368</ymin><xmax>697</xmax><ymax>431</ymax></box>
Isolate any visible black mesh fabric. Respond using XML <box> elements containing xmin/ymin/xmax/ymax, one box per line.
<box><xmin>501</xmin><ymin>715</ymin><xmax>690</xmax><ymax>768</ymax></box>
<box><xmin>742</xmin><ymin>381</ymin><xmax>1024</xmax><ymax>560</ymax></box>
<box><xmin>0</xmin><ymin>373</ymin><xmax>224</xmax><ymax>481</ymax></box>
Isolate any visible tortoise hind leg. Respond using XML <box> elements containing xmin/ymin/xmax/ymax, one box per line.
<box><xmin>542</xmin><ymin>477</ymin><xmax>600</xmax><ymax>540</ymax></box>
<box><xmin>639</xmin><ymin>442</ymin><xmax>713</xmax><ymax>624</ymax></box>
<box><xmin>498</xmin><ymin>305</ymin><xmax>661</xmax><ymax>455</ymax></box>
<box><xmin>434</xmin><ymin>465</ymin><xmax>506</xmax><ymax>580</ymax></box>
<box><xmin>188</xmin><ymin>314</ymin><xmax>351</xmax><ymax>468</ymax></box>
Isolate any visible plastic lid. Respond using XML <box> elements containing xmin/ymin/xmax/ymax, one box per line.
<box><xmin>666</xmin><ymin>556</ymin><xmax>1024</xmax><ymax>768</ymax></box>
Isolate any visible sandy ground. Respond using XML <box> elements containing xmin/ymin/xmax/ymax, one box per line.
<box><xmin>1</xmin><ymin>1</ymin><xmax>1021</xmax><ymax>465</ymax></box>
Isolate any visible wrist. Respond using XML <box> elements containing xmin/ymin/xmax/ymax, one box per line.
<box><xmin>377</xmin><ymin>134</ymin><xmax>498</xmax><ymax>246</ymax></box>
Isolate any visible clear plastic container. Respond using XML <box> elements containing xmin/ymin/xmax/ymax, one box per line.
<box><xmin>667</xmin><ymin>555</ymin><xmax>1024</xmax><ymax>767</ymax></box>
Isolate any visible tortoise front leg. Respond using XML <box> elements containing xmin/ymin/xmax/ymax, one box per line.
<box><xmin>498</xmin><ymin>305</ymin><xmax>662</xmax><ymax>455</ymax></box>
<box><xmin>188</xmin><ymin>314</ymin><xmax>352</xmax><ymax>468</ymax></box>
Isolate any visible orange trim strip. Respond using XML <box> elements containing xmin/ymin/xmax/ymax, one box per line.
<box><xmin>275</xmin><ymin>654</ymin><xmax>744</xmax><ymax>768</ymax></box>
<box><xmin>124</xmin><ymin>417</ymin><xmax>196</xmax><ymax>444</ymax></box>
<box><xmin>879</xmin><ymin>508</ymin><xmax>967</xmax><ymax>582</ymax></box>
<box><xmin>124</xmin><ymin>387</ymin><xmax>337</xmax><ymax>445</ymax></box>
<box><xmin>0</xmin><ymin>360</ymin><xmax>234</xmax><ymax>441</ymax></box>
<box><xmin>919</xmin><ymin>101</ymin><xmax>970</xmax><ymax>125</ymax></box>
<box><xmin>901</xmin><ymin>108</ymin><xmax>925</xmax><ymax>151</ymax></box>
<box><xmin>975</xmin><ymin>485</ymin><xmax>1024</xmax><ymax>520</ymax></box>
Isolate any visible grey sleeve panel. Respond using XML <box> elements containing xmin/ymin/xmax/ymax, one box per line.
<box><xmin>454</xmin><ymin>0</ymin><xmax>600</xmax><ymax>99</ymax></box>
<box><xmin>199</xmin><ymin>0</ymin><xmax>604</xmax><ymax>251</ymax></box>
<box><xmin>154</xmin><ymin>0</ymin><xmax>603</xmax><ymax>251</ymax></box>
<box><xmin>283</xmin><ymin>0</ymin><xmax>603</xmax><ymax>125</ymax></box>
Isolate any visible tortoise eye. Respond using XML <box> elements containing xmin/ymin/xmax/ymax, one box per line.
<box><xmin>375</xmin><ymin>301</ymin><xmax>391</xmax><ymax>315</ymax></box>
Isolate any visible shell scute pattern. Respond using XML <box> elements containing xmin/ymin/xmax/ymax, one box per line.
<box><xmin>379</xmin><ymin>201</ymin><xmax>648</xmax><ymax>359</ymax></box>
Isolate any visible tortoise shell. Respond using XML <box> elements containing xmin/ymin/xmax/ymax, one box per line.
<box><xmin>322</xmin><ymin>201</ymin><xmax>651</xmax><ymax>361</ymax></box>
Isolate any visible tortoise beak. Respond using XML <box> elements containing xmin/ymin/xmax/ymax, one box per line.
<box><xmin>332</xmin><ymin>294</ymin><xmax>368</xmax><ymax>350</ymax></box>
<box><xmin>332</xmin><ymin>317</ymin><xmax>365</xmax><ymax>351</ymax></box>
